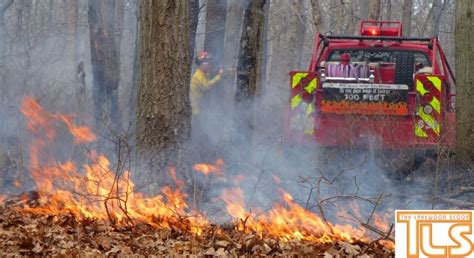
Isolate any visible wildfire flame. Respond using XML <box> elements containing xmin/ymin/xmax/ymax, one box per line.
<box><xmin>193</xmin><ymin>159</ymin><xmax>224</xmax><ymax>176</ymax></box>
<box><xmin>11</xmin><ymin>96</ymin><xmax>392</xmax><ymax>247</ymax></box>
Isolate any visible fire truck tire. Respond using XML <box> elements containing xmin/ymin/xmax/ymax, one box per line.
<box><xmin>394</xmin><ymin>52</ymin><xmax>415</xmax><ymax>87</ymax></box>
<box><xmin>375</xmin><ymin>150</ymin><xmax>419</xmax><ymax>179</ymax></box>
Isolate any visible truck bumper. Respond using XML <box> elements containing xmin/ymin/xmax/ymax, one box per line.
<box><xmin>313</xmin><ymin>114</ymin><xmax>438</xmax><ymax>149</ymax></box>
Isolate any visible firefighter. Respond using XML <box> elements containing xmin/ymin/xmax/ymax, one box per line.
<box><xmin>190</xmin><ymin>51</ymin><xmax>224</xmax><ymax>116</ymax></box>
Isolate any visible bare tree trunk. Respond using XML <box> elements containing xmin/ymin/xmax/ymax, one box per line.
<box><xmin>189</xmin><ymin>0</ymin><xmax>199</xmax><ymax>64</ymax></box>
<box><xmin>288</xmin><ymin>0</ymin><xmax>305</xmax><ymax>68</ymax></box>
<box><xmin>202</xmin><ymin>0</ymin><xmax>227</xmax><ymax>128</ymax></box>
<box><xmin>386</xmin><ymin>0</ymin><xmax>392</xmax><ymax>21</ymax></box>
<box><xmin>0</xmin><ymin>0</ymin><xmax>14</xmax><ymax>64</ymax></box>
<box><xmin>136</xmin><ymin>0</ymin><xmax>192</xmax><ymax>190</ymax></box>
<box><xmin>455</xmin><ymin>0</ymin><xmax>474</xmax><ymax>166</ymax></box>
<box><xmin>221</xmin><ymin>0</ymin><xmax>246</xmax><ymax>137</ymax></box>
<box><xmin>309</xmin><ymin>0</ymin><xmax>323</xmax><ymax>33</ymax></box>
<box><xmin>68</xmin><ymin>0</ymin><xmax>87</xmax><ymax>120</ymax></box>
<box><xmin>402</xmin><ymin>0</ymin><xmax>413</xmax><ymax>36</ymax></box>
<box><xmin>430</xmin><ymin>0</ymin><xmax>447</xmax><ymax>36</ymax></box>
<box><xmin>360</xmin><ymin>0</ymin><xmax>369</xmax><ymax>20</ymax></box>
<box><xmin>234</xmin><ymin>0</ymin><xmax>266</xmax><ymax>148</ymax></box>
<box><xmin>368</xmin><ymin>0</ymin><xmax>381</xmax><ymax>20</ymax></box>
<box><xmin>88</xmin><ymin>0</ymin><xmax>124</xmax><ymax>131</ymax></box>
<box><xmin>128</xmin><ymin>0</ymin><xmax>139</xmax><ymax>130</ymax></box>
<box><xmin>223</xmin><ymin>0</ymin><xmax>245</xmax><ymax>91</ymax></box>
<box><xmin>334</xmin><ymin>0</ymin><xmax>345</xmax><ymax>34</ymax></box>
<box><xmin>204</xmin><ymin>0</ymin><xmax>227</xmax><ymax>65</ymax></box>
<box><xmin>0</xmin><ymin>0</ymin><xmax>14</xmax><ymax>140</ymax></box>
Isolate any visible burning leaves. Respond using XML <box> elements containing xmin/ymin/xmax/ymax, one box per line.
<box><xmin>0</xmin><ymin>97</ymin><xmax>395</xmax><ymax>256</ymax></box>
<box><xmin>0</xmin><ymin>203</ymin><xmax>394</xmax><ymax>256</ymax></box>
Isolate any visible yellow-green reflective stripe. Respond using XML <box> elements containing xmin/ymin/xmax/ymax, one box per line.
<box><xmin>304</xmin><ymin>118</ymin><xmax>315</xmax><ymax>135</ymax></box>
<box><xmin>291</xmin><ymin>95</ymin><xmax>302</xmax><ymax>109</ymax></box>
<box><xmin>427</xmin><ymin>76</ymin><xmax>442</xmax><ymax>91</ymax></box>
<box><xmin>305</xmin><ymin>103</ymin><xmax>314</xmax><ymax>116</ymax></box>
<box><xmin>417</xmin><ymin>79</ymin><xmax>427</xmax><ymax>95</ymax></box>
<box><xmin>418</xmin><ymin>107</ymin><xmax>440</xmax><ymax>135</ymax></box>
<box><xmin>431</xmin><ymin>97</ymin><xmax>441</xmax><ymax>114</ymax></box>
<box><xmin>415</xmin><ymin>125</ymin><xmax>428</xmax><ymax>137</ymax></box>
<box><xmin>304</xmin><ymin>79</ymin><xmax>317</xmax><ymax>94</ymax></box>
<box><xmin>417</xmin><ymin>79</ymin><xmax>440</xmax><ymax>114</ymax></box>
<box><xmin>292</xmin><ymin>73</ymin><xmax>308</xmax><ymax>88</ymax></box>
<box><xmin>304</xmin><ymin>129</ymin><xmax>315</xmax><ymax>135</ymax></box>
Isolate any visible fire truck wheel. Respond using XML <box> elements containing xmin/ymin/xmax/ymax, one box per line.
<box><xmin>375</xmin><ymin>150</ymin><xmax>418</xmax><ymax>180</ymax></box>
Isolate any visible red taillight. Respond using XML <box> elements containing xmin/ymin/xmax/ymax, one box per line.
<box><xmin>422</xmin><ymin>93</ymin><xmax>433</xmax><ymax>104</ymax></box>
<box><xmin>362</xmin><ymin>27</ymin><xmax>380</xmax><ymax>36</ymax></box>
<box><xmin>423</xmin><ymin>80</ymin><xmax>434</xmax><ymax>91</ymax></box>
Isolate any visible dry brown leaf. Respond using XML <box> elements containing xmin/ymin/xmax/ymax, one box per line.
<box><xmin>95</xmin><ymin>236</ymin><xmax>112</xmax><ymax>250</ymax></box>
<box><xmin>215</xmin><ymin>247</ymin><xmax>227</xmax><ymax>256</ymax></box>
<box><xmin>32</xmin><ymin>242</ymin><xmax>43</xmax><ymax>254</ymax></box>
<box><xmin>204</xmin><ymin>246</ymin><xmax>216</xmax><ymax>255</ymax></box>
<box><xmin>105</xmin><ymin>245</ymin><xmax>121</xmax><ymax>256</ymax></box>
<box><xmin>325</xmin><ymin>246</ymin><xmax>339</xmax><ymax>256</ymax></box>
<box><xmin>214</xmin><ymin>240</ymin><xmax>229</xmax><ymax>248</ymax></box>
<box><xmin>324</xmin><ymin>252</ymin><xmax>334</xmax><ymax>258</ymax></box>
<box><xmin>132</xmin><ymin>235</ymin><xmax>154</xmax><ymax>248</ymax></box>
<box><xmin>338</xmin><ymin>241</ymin><xmax>361</xmax><ymax>255</ymax></box>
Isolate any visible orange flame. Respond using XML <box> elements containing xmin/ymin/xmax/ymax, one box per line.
<box><xmin>193</xmin><ymin>159</ymin><xmax>224</xmax><ymax>176</ymax></box>
<box><xmin>13</xmin><ymin>96</ymin><xmax>393</xmax><ymax>248</ymax></box>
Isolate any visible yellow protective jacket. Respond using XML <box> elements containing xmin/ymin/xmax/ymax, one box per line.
<box><xmin>190</xmin><ymin>68</ymin><xmax>221</xmax><ymax>115</ymax></box>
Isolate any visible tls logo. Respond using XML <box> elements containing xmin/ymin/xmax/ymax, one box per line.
<box><xmin>396</xmin><ymin>211</ymin><xmax>474</xmax><ymax>257</ymax></box>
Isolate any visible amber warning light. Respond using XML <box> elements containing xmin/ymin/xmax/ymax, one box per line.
<box><xmin>359</xmin><ymin>20</ymin><xmax>402</xmax><ymax>37</ymax></box>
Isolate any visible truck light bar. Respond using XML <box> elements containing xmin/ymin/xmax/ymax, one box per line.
<box><xmin>359</xmin><ymin>20</ymin><xmax>402</xmax><ymax>37</ymax></box>
<box><xmin>320</xmin><ymin>34</ymin><xmax>432</xmax><ymax>42</ymax></box>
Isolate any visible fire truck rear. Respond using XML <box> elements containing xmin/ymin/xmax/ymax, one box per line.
<box><xmin>285</xmin><ymin>21</ymin><xmax>456</xmax><ymax>174</ymax></box>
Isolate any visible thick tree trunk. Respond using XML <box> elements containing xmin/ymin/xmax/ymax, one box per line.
<box><xmin>202</xmin><ymin>0</ymin><xmax>227</xmax><ymax>128</ymax></box>
<box><xmin>189</xmin><ymin>0</ymin><xmax>199</xmax><ymax>64</ymax></box>
<box><xmin>260</xmin><ymin>0</ymin><xmax>303</xmax><ymax>138</ymax></box>
<box><xmin>88</xmin><ymin>0</ymin><xmax>124</xmax><ymax>131</ymax></box>
<box><xmin>368</xmin><ymin>0</ymin><xmax>381</xmax><ymax>20</ymax></box>
<box><xmin>455</xmin><ymin>0</ymin><xmax>474</xmax><ymax>166</ymax></box>
<box><xmin>128</xmin><ymin>0</ymin><xmax>140</xmax><ymax>130</ymax></box>
<box><xmin>402</xmin><ymin>0</ymin><xmax>413</xmax><ymax>36</ymax></box>
<box><xmin>136</xmin><ymin>0</ymin><xmax>191</xmax><ymax>189</ymax></box>
<box><xmin>234</xmin><ymin>0</ymin><xmax>266</xmax><ymax>147</ymax></box>
<box><xmin>222</xmin><ymin>0</ymin><xmax>246</xmax><ymax>92</ymax></box>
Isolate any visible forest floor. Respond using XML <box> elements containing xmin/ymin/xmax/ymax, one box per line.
<box><xmin>0</xmin><ymin>143</ymin><xmax>472</xmax><ymax>256</ymax></box>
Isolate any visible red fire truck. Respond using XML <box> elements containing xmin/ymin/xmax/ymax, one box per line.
<box><xmin>285</xmin><ymin>21</ymin><xmax>456</xmax><ymax>175</ymax></box>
